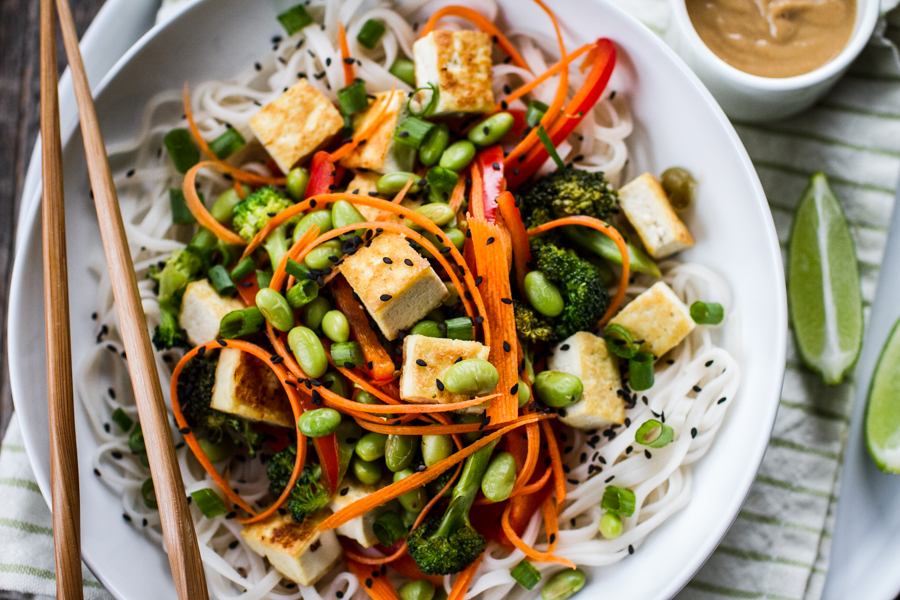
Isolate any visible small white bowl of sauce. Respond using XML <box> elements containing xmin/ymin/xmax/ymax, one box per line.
<box><xmin>666</xmin><ymin>0</ymin><xmax>879</xmax><ymax>121</ymax></box>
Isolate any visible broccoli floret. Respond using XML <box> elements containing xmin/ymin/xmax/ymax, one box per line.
<box><xmin>232</xmin><ymin>187</ymin><xmax>295</xmax><ymax>268</ymax></box>
<box><xmin>407</xmin><ymin>440</ymin><xmax>498</xmax><ymax>575</ymax></box>
<box><xmin>150</xmin><ymin>244</ymin><xmax>207</xmax><ymax>350</ymax></box>
<box><xmin>514</xmin><ymin>300</ymin><xmax>558</xmax><ymax>344</ymax></box>
<box><xmin>518</xmin><ymin>167</ymin><xmax>618</xmax><ymax>228</ymax></box>
<box><xmin>267</xmin><ymin>446</ymin><xmax>331</xmax><ymax>523</ymax></box>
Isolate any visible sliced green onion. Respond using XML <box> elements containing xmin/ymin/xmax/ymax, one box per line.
<box><xmin>285</xmin><ymin>258</ymin><xmax>309</xmax><ymax>281</ymax></box>
<box><xmin>536</xmin><ymin>125</ymin><xmax>565</xmax><ymax>170</ymax></box>
<box><xmin>408</xmin><ymin>83</ymin><xmax>439</xmax><ymax>118</ymax></box>
<box><xmin>337</xmin><ymin>80</ymin><xmax>369</xmax><ymax>116</ymax></box>
<box><xmin>112</xmin><ymin>408</ymin><xmax>133</xmax><ymax>432</ymax></box>
<box><xmin>634</xmin><ymin>419</ymin><xmax>674</xmax><ymax>448</ymax></box>
<box><xmin>601</xmin><ymin>485</ymin><xmax>636</xmax><ymax>517</ymax></box>
<box><xmin>426</xmin><ymin>166</ymin><xmax>458</xmax><ymax>193</ymax></box>
<box><xmin>208</xmin><ymin>127</ymin><xmax>246</xmax><ymax>160</ymax></box>
<box><xmin>389</xmin><ymin>58</ymin><xmax>416</xmax><ymax>87</ymax></box>
<box><xmin>287</xmin><ymin>279</ymin><xmax>318</xmax><ymax>309</ymax></box>
<box><xmin>219</xmin><ymin>307</ymin><xmax>265</xmax><ymax>339</ymax></box>
<box><xmin>139</xmin><ymin>452</ymin><xmax>149</xmax><ymax>468</ymax></box>
<box><xmin>141</xmin><ymin>478</ymin><xmax>158</xmax><ymax>510</ymax></box>
<box><xmin>628</xmin><ymin>351</ymin><xmax>655</xmax><ymax>392</ymax></box>
<box><xmin>445</xmin><ymin>317</ymin><xmax>474</xmax><ymax>341</ymax></box>
<box><xmin>168</xmin><ymin>189</ymin><xmax>196</xmax><ymax>225</ymax></box>
<box><xmin>511</xmin><ymin>560</ymin><xmax>541</xmax><ymax>590</ymax></box>
<box><xmin>164</xmin><ymin>128</ymin><xmax>199</xmax><ymax>174</ymax></box>
<box><xmin>394</xmin><ymin>116</ymin><xmax>434</xmax><ymax>149</ymax></box>
<box><xmin>230</xmin><ymin>256</ymin><xmax>257</xmax><ymax>282</ymax></box>
<box><xmin>277</xmin><ymin>4</ymin><xmax>314</xmax><ymax>35</ymax></box>
<box><xmin>690</xmin><ymin>301</ymin><xmax>724</xmax><ymax>325</ymax></box>
<box><xmin>331</xmin><ymin>342</ymin><xmax>365</xmax><ymax>368</ymax></box>
<box><xmin>604</xmin><ymin>323</ymin><xmax>638</xmax><ymax>359</ymax></box>
<box><xmin>188</xmin><ymin>227</ymin><xmax>217</xmax><ymax>256</ymax></box>
<box><xmin>216</xmin><ymin>241</ymin><xmax>242</xmax><ymax>267</ymax></box>
<box><xmin>208</xmin><ymin>265</ymin><xmax>236</xmax><ymax>297</ymax></box>
<box><xmin>525</xmin><ymin>100</ymin><xmax>549</xmax><ymax>128</ymax></box>
<box><xmin>372</xmin><ymin>510</ymin><xmax>406</xmax><ymax>547</ymax></box>
<box><xmin>128</xmin><ymin>424</ymin><xmax>145</xmax><ymax>455</ymax></box>
<box><xmin>256</xmin><ymin>269</ymin><xmax>273</xmax><ymax>290</ymax></box>
<box><xmin>357</xmin><ymin>19</ymin><xmax>386</xmax><ymax>49</ymax></box>
<box><xmin>190</xmin><ymin>488</ymin><xmax>229</xmax><ymax>518</ymax></box>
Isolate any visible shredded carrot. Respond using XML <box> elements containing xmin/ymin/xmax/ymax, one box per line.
<box><xmin>542</xmin><ymin>495</ymin><xmax>560</xmax><ymax>553</ymax></box>
<box><xmin>354</xmin><ymin>414</ymin><xmax>530</xmax><ymax>436</ymax></box>
<box><xmin>448</xmin><ymin>175</ymin><xmax>467</xmax><ymax>213</ymax></box>
<box><xmin>420</xmin><ymin>6</ymin><xmax>529</xmax><ymax>70</ymax></box>
<box><xmin>540</xmin><ymin>419</ymin><xmax>566</xmax><ymax>504</ymax></box>
<box><xmin>511</xmin><ymin>421</ymin><xmax>540</xmax><ymax>495</ymax></box>
<box><xmin>514</xmin><ymin>466</ymin><xmax>552</xmax><ymax>497</ymax></box>
<box><xmin>322</xmin><ymin>386</ymin><xmax>496</xmax><ymax>414</ymax></box>
<box><xmin>333</xmin><ymin>277</ymin><xmax>397</xmax><ymax>381</ymax></box>
<box><xmin>496</xmin><ymin>191</ymin><xmax>531</xmax><ymax>297</ymax></box>
<box><xmin>527</xmin><ymin>215</ymin><xmax>629</xmax><ymax>325</ymax></box>
<box><xmin>390</xmin><ymin>554</ymin><xmax>445</xmax><ymax>587</ymax></box>
<box><xmin>449</xmin><ymin>553</ymin><xmax>482</xmax><ymax>600</ymax></box>
<box><xmin>232</xmin><ymin>179</ymin><xmax>246</xmax><ymax>198</ymax></box>
<box><xmin>343</xmin><ymin>543</ymin><xmax>408</xmax><ymax>566</ymax></box>
<box><xmin>345</xmin><ymin>555</ymin><xmax>402</xmax><ymax>600</ymax></box>
<box><xmin>495</xmin><ymin>43</ymin><xmax>594</xmax><ymax>112</ymax></box>
<box><xmin>338</xmin><ymin>22</ymin><xmax>354</xmax><ymax>86</ymax></box>
<box><xmin>501</xmin><ymin>504</ymin><xmax>576</xmax><ymax>569</ymax></box>
<box><xmin>469</xmin><ymin>162</ymin><xmax>485</xmax><ymax>222</ymax></box>
<box><xmin>330</xmin><ymin>83</ymin><xmax>397</xmax><ymax>162</ymax></box>
<box><xmin>182</xmin><ymin>161</ymin><xmax>248</xmax><ymax>246</ymax></box>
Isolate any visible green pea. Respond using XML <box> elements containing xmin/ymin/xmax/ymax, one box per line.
<box><xmin>481</xmin><ymin>451</ymin><xmax>516</xmax><ymax>502</ymax></box>
<box><xmin>660</xmin><ymin>167</ymin><xmax>696</xmax><ymax>211</ymax></box>
<box><xmin>599</xmin><ymin>512</ymin><xmax>623</xmax><ymax>539</ymax></box>
<box><xmin>356</xmin><ymin>432</ymin><xmax>388</xmax><ymax>462</ymax></box>
<box><xmin>410</xmin><ymin>320</ymin><xmax>444</xmax><ymax>338</ymax></box>
<box><xmin>255</xmin><ymin>288</ymin><xmax>294</xmax><ymax>332</ymax></box>
<box><xmin>541</xmin><ymin>569</ymin><xmax>586</xmax><ymax>600</ymax></box>
<box><xmin>352</xmin><ymin>456</ymin><xmax>383</xmax><ymax>486</ymax></box>
<box><xmin>210</xmin><ymin>187</ymin><xmax>247</xmax><ymax>223</ymax></box>
<box><xmin>524</xmin><ymin>271</ymin><xmax>564</xmax><ymax>317</ymax></box>
<box><xmin>288</xmin><ymin>326</ymin><xmax>328</xmax><ymax>379</ymax></box>
<box><xmin>405</xmin><ymin>203</ymin><xmax>455</xmax><ymax>231</ymax></box>
<box><xmin>421</xmin><ymin>433</ymin><xmax>453</xmax><ymax>467</ymax></box>
<box><xmin>534</xmin><ymin>371</ymin><xmax>583</xmax><ymax>408</ymax></box>
<box><xmin>399</xmin><ymin>580</ymin><xmax>436</xmax><ymax>600</ymax></box>
<box><xmin>443</xmin><ymin>283</ymin><xmax>460</xmax><ymax>307</ymax></box>
<box><xmin>443</xmin><ymin>359</ymin><xmax>499</xmax><ymax>396</ymax></box>
<box><xmin>378</xmin><ymin>172</ymin><xmax>422</xmax><ymax>195</ymax></box>
<box><xmin>300</xmin><ymin>296</ymin><xmax>331</xmax><ymax>330</ymax></box>
<box><xmin>455</xmin><ymin>413</ymin><xmax>482</xmax><ymax>444</ymax></box>
<box><xmin>293</xmin><ymin>210</ymin><xmax>333</xmax><ymax>244</ymax></box>
<box><xmin>332</xmin><ymin>200</ymin><xmax>367</xmax><ymax>232</ymax></box>
<box><xmin>321</xmin><ymin>310</ymin><xmax>350</xmax><ymax>343</ymax></box>
<box><xmin>198</xmin><ymin>437</ymin><xmax>234</xmax><ymax>463</ymax></box>
<box><xmin>394</xmin><ymin>469</ymin><xmax>428</xmax><ymax>513</ymax></box>
<box><xmin>297</xmin><ymin>408</ymin><xmax>341</xmax><ymax>438</ymax></box>
<box><xmin>385</xmin><ymin>434</ymin><xmax>418</xmax><ymax>472</ymax></box>
<box><xmin>517</xmin><ymin>379</ymin><xmax>531</xmax><ymax>407</ymax></box>
<box><xmin>439</xmin><ymin>140</ymin><xmax>476</xmax><ymax>172</ymax></box>
<box><xmin>304</xmin><ymin>240</ymin><xmax>342</xmax><ymax>270</ymax></box>
<box><xmin>286</xmin><ymin>167</ymin><xmax>310</xmax><ymax>200</ymax></box>
<box><xmin>321</xmin><ymin>370</ymin><xmax>350</xmax><ymax>398</ymax></box>
<box><xmin>442</xmin><ymin>227</ymin><xmax>465</xmax><ymax>251</ymax></box>
<box><xmin>468</xmin><ymin>112</ymin><xmax>514</xmax><ymax>147</ymax></box>
<box><xmin>420</xmin><ymin>123</ymin><xmax>450</xmax><ymax>167</ymax></box>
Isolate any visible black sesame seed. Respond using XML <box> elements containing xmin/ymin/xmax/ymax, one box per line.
<box><xmin>691</xmin><ymin>427</ymin><xmax>698</xmax><ymax>438</ymax></box>
<box><xmin>501</xmin><ymin>298</ymin><xmax>513</xmax><ymax>305</ymax></box>
<box><xmin>718</xmin><ymin>397</ymin><xmax>728</xmax><ymax>404</ymax></box>
<box><xmin>510</xmin><ymin>383</ymin><xmax>518</xmax><ymax>394</ymax></box>
<box><xmin>560</xmin><ymin>344</ymin><xmax>570</xmax><ymax>351</ymax></box>
<box><xmin>383</xmin><ymin>257</ymin><xmax>393</xmax><ymax>264</ymax></box>
<box><xmin>93</xmin><ymin>468</ymin><xmax>101</xmax><ymax>477</ymax></box>
<box><xmin>628</xmin><ymin>544</ymin><xmax>634</xmax><ymax>555</ymax></box>
<box><xmin>503</xmin><ymin>341</ymin><xmax>511</xmax><ymax>352</ymax></box>
<box><xmin>645</xmin><ymin>449</ymin><xmax>652</xmax><ymax>459</ymax></box>
<box><xmin>365</xmin><ymin>579</ymin><xmax>373</xmax><ymax>589</ymax></box>
<box><xmin>605</xmin><ymin>475</ymin><xmax>614</xmax><ymax>483</ymax></box>
<box><xmin>486</xmin><ymin>237</ymin><xmax>495</xmax><ymax>245</ymax></box>
<box><xmin>123</xmin><ymin>513</ymin><xmax>132</xmax><ymax>522</ymax></box>
<box><xmin>404</xmin><ymin>258</ymin><xmax>414</xmax><ymax>266</ymax></box>
<box><xmin>479</xmin><ymin>416</ymin><xmax>491</xmax><ymax>431</ymax></box>
<box><xmin>693</xmin><ymin>385</ymin><xmax>702</xmax><ymax>393</ymax></box>
<box><xmin>179</xmin><ymin>427</ymin><xmax>191</xmax><ymax>435</ymax></box>
<box><xmin>103</xmin><ymin>423</ymin><xmax>111</xmax><ymax>433</ymax></box>
<box><xmin>380</xmin><ymin>294</ymin><xmax>392</xmax><ymax>301</ymax></box>
<box><xmin>340</xmin><ymin>487</ymin><xmax>349</xmax><ymax>496</ymax></box>
<box><xmin>483</xmin><ymin>125</ymin><xmax>490</xmax><ymax>135</ymax></box>
<box><xmin>705</xmin><ymin>360</ymin><xmax>714</xmax><ymax>367</ymax></box>
<box><xmin>436</xmin><ymin>379</ymin><xmax>444</xmax><ymax>391</ymax></box>
<box><xmin>416</xmin><ymin>359</ymin><xmax>427</xmax><ymax>367</ymax></box>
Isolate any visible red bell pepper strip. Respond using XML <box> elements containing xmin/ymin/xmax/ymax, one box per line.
<box><xmin>236</xmin><ymin>271</ymin><xmax>260</xmax><ymax>306</ymax></box>
<box><xmin>305</xmin><ymin>151</ymin><xmax>340</xmax><ymax>199</ymax></box>
<box><xmin>314</xmin><ymin>434</ymin><xmax>341</xmax><ymax>495</ymax></box>
<box><xmin>496</xmin><ymin>191</ymin><xmax>531</xmax><ymax>297</ymax></box>
<box><xmin>477</xmin><ymin>146</ymin><xmax>506</xmax><ymax>222</ymax></box>
<box><xmin>506</xmin><ymin>39</ymin><xmax>616</xmax><ymax>189</ymax></box>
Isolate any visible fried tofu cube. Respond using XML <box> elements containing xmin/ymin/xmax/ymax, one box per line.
<box><xmin>328</xmin><ymin>478</ymin><xmax>397</xmax><ymax>548</ymax></box>
<box><xmin>618</xmin><ymin>173</ymin><xmax>695</xmax><ymax>259</ymax></box>
<box><xmin>547</xmin><ymin>332</ymin><xmax>624</xmax><ymax>430</ymax></box>
<box><xmin>400</xmin><ymin>335</ymin><xmax>490</xmax><ymax>410</ymax></box>
<box><xmin>249</xmin><ymin>79</ymin><xmax>343</xmax><ymax>173</ymax></box>
<box><xmin>413</xmin><ymin>30</ymin><xmax>495</xmax><ymax>116</ymax></box>
<box><xmin>340</xmin><ymin>234</ymin><xmax>448</xmax><ymax>340</ymax></box>
<box><xmin>608</xmin><ymin>282</ymin><xmax>695</xmax><ymax>359</ymax></box>
<box><xmin>241</xmin><ymin>510</ymin><xmax>341</xmax><ymax>587</ymax></box>
<box><xmin>339</xmin><ymin>90</ymin><xmax>416</xmax><ymax>174</ymax></box>
<box><xmin>210</xmin><ymin>348</ymin><xmax>293</xmax><ymax>428</ymax></box>
<box><xmin>178</xmin><ymin>279</ymin><xmax>243</xmax><ymax>346</ymax></box>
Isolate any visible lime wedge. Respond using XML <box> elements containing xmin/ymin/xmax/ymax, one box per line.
<box><xmin>866</xmin><ymin>317</ymin><xmax>900</xmax><ymax>472</ymax></box>
<box><xmin>788</xmin><ymin>172</ymin><xmax>862</xmax><ymax>385</ymax></box>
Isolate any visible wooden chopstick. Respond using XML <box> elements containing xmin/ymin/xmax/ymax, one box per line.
<box><xmin>52</xmin><ymin>0</ymin><xmax>209</xmax><ymax>597</ymax></box>
<box><xmin>40</xmin><ymin>1</ymin><xmax>83</xmax><ymax>598</ymax></box>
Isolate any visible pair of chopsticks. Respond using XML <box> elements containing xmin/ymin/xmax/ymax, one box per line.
<box><xmin>39</xmin><ymin>1</ymin><xmax>208</xmax><ymax>598</ymax></box>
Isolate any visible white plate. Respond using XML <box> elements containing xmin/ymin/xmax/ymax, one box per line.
<box><xmin>8</xmin><ymin>1</ymin><xmax>786</xmax><ymax>598</ymax></box>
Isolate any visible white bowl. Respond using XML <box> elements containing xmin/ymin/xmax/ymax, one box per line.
<box><xmin>7</xmin><ymin>0</ymin><xmax>786</xmax><ymax>598</ymax></box>
<box><xmin>666</xmin><ymin>0</ymin><xmax>879</xmax><ymax>122</ymax></box>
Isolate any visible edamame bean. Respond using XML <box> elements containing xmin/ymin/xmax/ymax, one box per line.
<box><xmin>442</xmin><ymin>227</ymin><xmax>465</xmax><ymax>251</ymax></box>
<box><xmin>405</xmin><ymin>203</ymin><xmax>456</xmax><ymax>230</ymax></box>
<box><xmin>352</xmin><ymin>456</ymin><xmax>383</xmax><ymax>486</ymax></box>
<box><xmin>420</xmin><ymin>123</ymin><xmax>450</xmax><ymax>167</ymax></box>
<box><xmin>410</xmin><ymin>320</ymin><xmax>444</xmax><ymax>338</ymax></box>
<box><xmin>321</xmin><ymin>370</ymin><xmax>350</xmax><ymax>398</ymax></box>
<box><xmin>378</xmin><ymin>172</ymin><xmax>422</xmax><ymax>195</ymax></box>
<box><xmin>524</xmin><ymin>271</ymin><xmax>565</xmax><ymax>317</ymax></box>
<box><xmin>439</xmin><ymin>140</ymin><xmax>476</xmax><ymax>172</ymax></box>
<box><xmin>394</xmin><ymin>469</ymin><xmax>428</xmax><ymax>513</ymax></box>
<box><xmin>300</xmin><ymin>296</ymin><xmax>331</xmax><ymax>330</ymax></box>
<box><xmin>421</xmin><ymin>434</ymin><xmax>453</xmax><ymax>467</ymax></box>
<box><xmin>293</xmin><ymin>210</ymin><xmax>333</xmax><ymax>244</ymax></box>
<box><xmin>599</xmin><ymin>512</ymin><xmax>623</xmax><ymax>539</ymax></box>
<box><xmin>660</xmin><ymin>167</ymin><xmax>696</xmax><ymax>211</ymax></box>
<box><xmin>198</xmin><ymin>437</ymin><xmax>234</xmax><ymax>463</ymax></box>
<box><xmin>304</xmin><ymin>240</ymin><xmax>342</xmax><ymax>271</ymax></box>
<box><xmin>288</xmin><ymin>326</ymin><xmax>328</xmax><ymax>378</ymax></box>
<box><xmin>443</xmin><ymin>283</ymin><xmax>460</xmax><ymax>307</ymax></box>
<box><xmin>356</xmin><ymin>432</ymin><xmax>388</xmax><ymax>462</ymax></box>
<box><xmin>332</xmin><ymin>200</ymin><xmax>367</xmax><ymax>232</ymax></box>
<box><xmin>286</xmin><ymin>167</ymin><xmax>310</xmax><ymax>200</ymax></box>
<box><xmin>541</xmin><ymin>569</ymin><xmax>586</xmax><ymax>600</ymax></box>
<box><xmin>455</xmin><ymin>413</ymin><xmax>482</xmax><ymax>443</ymax></box>
<box><xmin>297</xmin><ymin>408</ymin><xmax>341</xmax><ymax>438</ymax></box>
<box><xmin>210</xmin><ymin>188</ymin><xmax>246</xmax><ymax>223</ymax></box>
<box><xmin>322</xmin><ymin>310</ymin><xmax>350</xmax><ymax>343</ymax></box>
<box><xmin>399</xmin><ymin>580</ymin><xmax>436</xmax><ymax>600</ymax></box>
<box><xmin>468</xmin><ymin>112</ymin><xmax>514</xmax><ymax>147</ymax></box>
<box><xmin>534</xmin><ymin>371</ymin><xmax>583</xmax><ymax>408</ymax></box>
<box><xmin>517</xmin><ymin>379</ymin><xmax>531</xmax><ymax>407</ymax></box>
<box><xmin>481</xmin><ymin>452</ymin><xmax>516</xmax><ymax>502</ymax></box>
<box><xmin>385</xmin><ymin>434</ymin><xmax>417</xmax><ymax>472</ymax></box>
<box><xmin>255</xmin><ymin>288</ymin><xmax>295</xmax><ymax>332</ymax></box>
<box><xmin>443</xmin><ymin>359</ymin><xmax>499</xmax><ymax>396</ymax></box>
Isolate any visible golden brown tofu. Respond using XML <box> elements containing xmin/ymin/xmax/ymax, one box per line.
<box><xmin>210</xmin><ymin>348</ymin><xmax>293</xmax><ymax>428</ymax></box>
<box><xmin>338</xmin><ymin>90</ymin><xmax>415</xmax><ymax>174</ymax></box>
<box><xmin>413</xmin><ymin>30</ymin><xmax>495</xmax><ymax>115</ymax></box>
<box><xmin>399</xmin><ymin>334</ymin><xmax>490</xmax><ymax>410</ymax></box>
<box><xmin>547</xmin><ymin>332</ymin><xmax>624</xmax><ymax>430</ymax></box>
<box><xmin>178</xmin><ymin>279</ymin><xmax>243</xmax><ymax>346</ymax></box>
<box><xmin>608</xmin><ymin>281</ymin><xmax>696</xmax><ymax>359</ymax></box>
<box><xmin>249</xmin><ymin>79</ymin><xmax>343</xmax><ymax>173</ymax></box>
<box><xmin>340</xmin><ymin>234</ymin><xmax>448</xmax><ymax>340</ymax></box>
<box><xmin>618</xmin><ymin>173</ymin><xmax>694</xmax><ymax>259</ymax></box>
